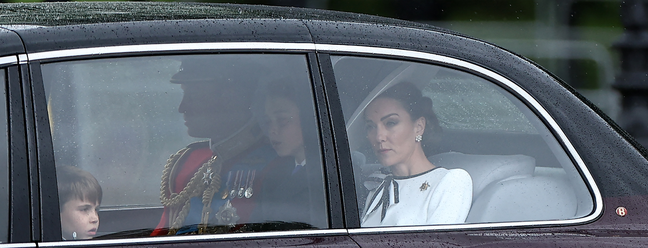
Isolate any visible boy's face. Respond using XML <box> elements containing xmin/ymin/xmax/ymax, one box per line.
<box><xmin>60</xmin><ymin>198</ymin><xmax>100</xmax><ymax>240</ymax></box>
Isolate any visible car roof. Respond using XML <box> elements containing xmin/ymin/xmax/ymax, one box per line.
<box><xmin>0</xmin><ymin>2</ymin><xmax>462</xmax><ymax>55</ymax></box>
<box><xmin>0</xmin><ymin>2</ymin><xmax>447</xmax><ymax>30</ymax></box>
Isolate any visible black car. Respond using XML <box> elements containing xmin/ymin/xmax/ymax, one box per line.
<box><xmin>0</xmin><ymin>2</ymin><xmax>647</xmax><ymax>247</ymax></box>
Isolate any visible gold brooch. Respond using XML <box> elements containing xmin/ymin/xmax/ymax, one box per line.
<box><xmin>420</xmin><ymin>181</ymin><xmax>430</xmax><ymax>191</ymax></box>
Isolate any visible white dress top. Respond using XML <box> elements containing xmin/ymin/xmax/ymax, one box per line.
<box><xmin>361</xmin><ymin>167</ymin><xmax>473</xmax><ymax>227</ymax></box>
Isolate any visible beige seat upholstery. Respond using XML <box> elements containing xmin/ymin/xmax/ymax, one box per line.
<box><xmin>429</xmin><ymin>152</ymin><xmax>578</xmax><ymax>223</ymax></box>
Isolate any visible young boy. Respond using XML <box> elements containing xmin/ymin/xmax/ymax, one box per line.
<box><xmin>56</xmin><ymin>165</ymin><xmax>102</xmax><ymax>240</ymax></box>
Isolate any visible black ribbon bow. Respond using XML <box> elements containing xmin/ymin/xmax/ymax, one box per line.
<box><xmin>367</xmin><ymin>175</ymin><xmax>399</xmax><ymax>222</ymax></box>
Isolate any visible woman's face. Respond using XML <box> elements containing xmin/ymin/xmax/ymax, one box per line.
<box><xmin>60</xmin><ymin>198</ymin><xmax>100</xmax><ymax>240</ymax></box>
<box><xmin>265</xmin><ymin>96</ymin><xmax>305</xmax><ymax>160</ymax></box>
<box><xmin>365</xmin><ymin>97</ymin><xmax>423</xmax><ymax>167</ymax></box>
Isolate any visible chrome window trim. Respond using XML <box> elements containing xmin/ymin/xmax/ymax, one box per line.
<box><xmin>315</xmin><ymin>44</ymin><xmax>602</xmax><ymax>234</ymax></box>
<box><xmin>17</xmin><ymin>54</ymin><xmax>27</xmax><ymax>64</ymax></box>
<box><xmin>26</xmin><ymin>42</ymin><xmax>601</xmax><ymax>235</ymax></box>
<box><xmin>0</xmin><ymin>243</ymin><xmax>36</xmax><ymax>248</ymax></box>
<box><xmin>37</xmin><ymin>229</ymin><xmax>348</xmax><ymax>247</ymax></box>
<box><xmin>0</xmin><ymin>55</ymin><xmax>18</xmax><ymax>66</ymax></box>
<box><xmin>26</xmin><ymin>42</ymin><xmax>316</xmax><ymax>61</ymax></box>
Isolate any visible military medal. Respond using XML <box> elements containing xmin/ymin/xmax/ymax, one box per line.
<box><xmin>244</xmin><ymin>187</ymin><xmax>253</xmax><ymax>199</ymax></box>
<box><xmin>237</xmin><ymin>187</ymin><xmax>245</xmax><ymax>198</ymax></box>
<box><xmin>221</xmin><ymin>171</ymin><xmax>232</xmax><ymax>199</ymax></box>
<box><xmin>244</xmin><ymin>170</ymin><xmax>255</xmax><ymax>198</ymax></box>
<box><xmin>230</xmin><ymin>170</ymin><xmax>241</xmax><ymax>199</ymax></box>
<box><xmin>213</xmin><ymin>200</ymin><xmax>240</xmax><ymax>227</ymax></box>
<box><xmin>238</xmin><ymin>170</ymin><xmax>247</xmax><ymax>198</ymax></box>
<box><xmin>420</xmin><ymin>181</ymin><xmax>430</xmax><ymax>191</ymax></box>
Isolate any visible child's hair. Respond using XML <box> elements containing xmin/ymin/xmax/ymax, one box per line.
<box><xmin>56</xmin><ymin>165</ymin><xmax>103</xmax><ymax>209</ymax></box>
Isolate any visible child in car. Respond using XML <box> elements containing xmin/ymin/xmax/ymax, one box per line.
<box><xmin>56</xmin><ymin>165</ymin><xmax>102</xmax><ymax>240</ymax></box>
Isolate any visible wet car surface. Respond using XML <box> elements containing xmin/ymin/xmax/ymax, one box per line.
<box><xmin>0</xmin><ymin>2</ymin><xmax>646</xmax><ymax>247</ymax></box>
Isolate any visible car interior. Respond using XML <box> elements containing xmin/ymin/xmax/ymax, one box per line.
<box><xmin>42</xmin><ymin>54</ymin><xmax>329</xmax><ymax>238</ymax></box>
<box><xmin>333</xmin><ymin>55</ymin><xmax>594</xmax><ymax>224</ymax></box>
<box><xmin>39</xmin><ymin>53</ymin><xmax>596</xmax><ymax>240</ymax></box>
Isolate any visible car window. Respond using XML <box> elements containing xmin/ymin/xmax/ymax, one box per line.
<box><xmin>0</xmin><ymin>69</ymin><xmax>7</xmax><ymax>243</ymax></box>
<box><xmin>42</xmin><ymin>54</ymin><xmax>328</xmax><ymax>240</ymax></box>
<box><xmin>332</xmin><ymin>55</ymin><xmax>593</xmax><ymax>227</ymax></box>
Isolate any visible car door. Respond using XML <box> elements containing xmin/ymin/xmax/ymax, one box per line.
<box><xmin>0</xmin><ymin>29</ymin><xmax>34</xmax><ymax>248</ymax></box>
<box><xmin>28</xmin><ymin>45</ymin><xmax>359</xmax><ymax>247</ymax></box>
<box><xmin>317</xmin><ymin>48</ymin><xmax>631</xmax><ymax>246</ymax></box>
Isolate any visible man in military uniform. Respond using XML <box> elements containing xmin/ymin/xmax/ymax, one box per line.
<box><xmin>151</xmin><ymin>56</ymin><xmax>276</xmax><ymax>236</ymax></box>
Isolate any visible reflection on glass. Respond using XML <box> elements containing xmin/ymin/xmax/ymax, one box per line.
<box><xmin>43</xmin><ymin>58</ymin><xmax>189</xmax><ymax>207</ymax></box>
<box><xmin>332</xmin><ymin>55</ymin><xmax>593</xmax><ymax>227</ymax></box>
<box><xmin>57</xmin><ymin>165</ymin><xmax>102</xmax><ymax>240</ymax></box>
<box><xmin>361</xmin><ymin>82</ymin><xmax>472</xmax><ymax>227</ymax></box>
<box><xmin>43</xmin><ymin>54</ymin><xmax>328</xmax><ymax>239</ymax></box>
<box><xmin>252</xmin><ymin>79</ymin><xmax>327</xmax><ymax>228</ymax></box>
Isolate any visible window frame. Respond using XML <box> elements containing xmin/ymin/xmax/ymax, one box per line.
<box><xmin>315</xmin><ymin>44</ymin><xmax>602</xmax><ymax>234</ymax></box>
<box><xmin>22</xmin><ymin>42</ymin><xmax>602</xmax><ymax>246</ymax></box>
<box><xmin>28</xmin><ymin>45</ymin><xmax>348</xmax><ymax>247</ymax></box>
<box><xmin>0</xmin><ymin>55</ymin><xmax>36</xmax><ymax>247</ymax></box>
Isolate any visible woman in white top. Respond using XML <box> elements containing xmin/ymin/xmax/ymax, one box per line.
<box><xmin>361</xmin><ymin>82</ymin><xmax>472</xmax><ymax>227</ymax></box>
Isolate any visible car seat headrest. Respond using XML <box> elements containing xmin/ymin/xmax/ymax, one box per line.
<box><xmin>428</xmin><ymin>152</ymin><xmax>536</xmax><ymax>200</ymax></box>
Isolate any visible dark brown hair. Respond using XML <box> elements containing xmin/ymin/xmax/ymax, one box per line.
<box><xmin>374</xmin><ymin>82</ymin><xmax>442</xmax><ymax>154</ymax></box>
<box><xmin>56</xmin><ymin>165</ymin><xmax>103</xmax><ymax>210</ymax></box>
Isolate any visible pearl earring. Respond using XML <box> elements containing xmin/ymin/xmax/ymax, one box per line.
<box><xmin>415</xmin><ymin>135</ymin><xmax>422</xmax><ymax>142</ymax></box>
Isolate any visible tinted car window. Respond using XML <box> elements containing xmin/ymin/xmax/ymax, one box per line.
<box><xmin>332</xmin><ymin>56</ymin><xmax>593</xmax><ymax>226</ymax></box>
<box><xmin>0</xmin><ymin>70</ymin><xmax>7</xmax><ymax>243</ymax></box>
<box><xmin>42</xmin><ymin>54</ymin><xmax>328</xmax><ymax>239</ymax></box>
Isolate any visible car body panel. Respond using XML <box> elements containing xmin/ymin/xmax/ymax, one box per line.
<box><xmin>38</xmin><ymin>231</ymin><xmax>357</xmax><ymax>247</ymax></box>
<box><xmin>351</xmin><ymin>231</ymin><xmax>648</xmax><ymax>247</ymax></box>
<box><xmin>0</xmin><ymin>30</ymin><xmax>31</xmax><ymax>244</ymax></box>
<box><xmin>0</xmin><ymin>29</ymin><xmax>24</xmax><ymax>57</ymax></box>
<box><xmin>13</xmin><ymin>19</ymin><xmax>312</xmax><ymax>54</ymax></box>
<box><xmin>6</xmin><ymin>63</ymin><xmax>32</xmax><ymax>244</ymax></box>
<box><xmin>0</xmin><ymin>2</ymin><xmax>645</xmax><ymax>247</ymax></box>
<box><xmin>304</xmin><ymin>19</ymin><xmax>648</xmax><ymax>225</ymax></box>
